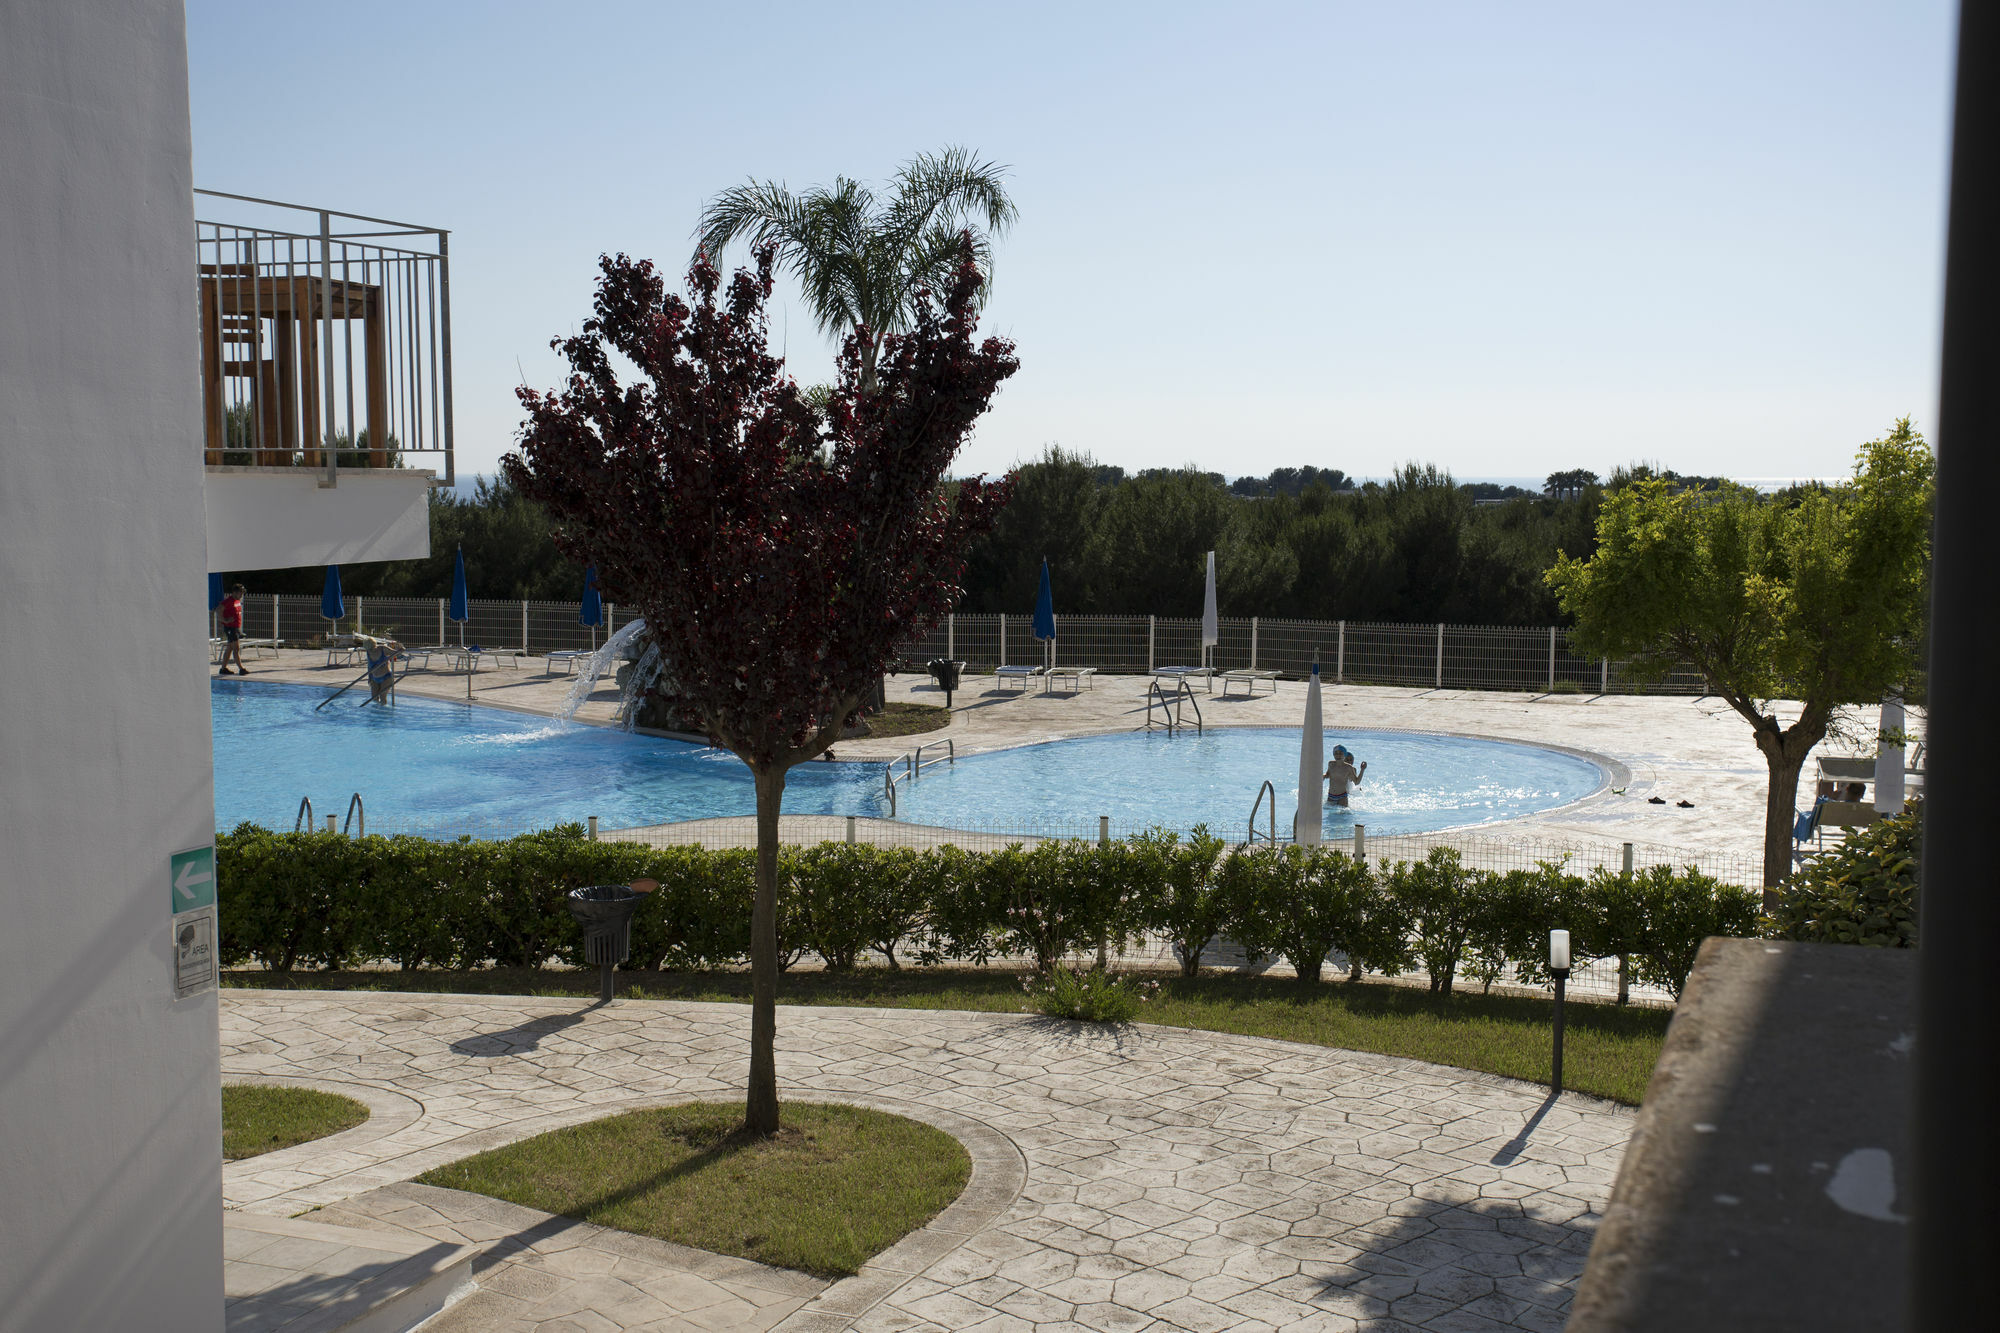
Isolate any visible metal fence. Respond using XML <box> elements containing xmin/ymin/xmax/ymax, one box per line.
<box><xmin>906</xmin><ymin>613</ymin><xmax>1703</xmax><ymax>694</ymax></box>
<box><xmin>244</xmin><ymin>594</ymin><xmax>1705</xmax><ymax>696</ymax></box>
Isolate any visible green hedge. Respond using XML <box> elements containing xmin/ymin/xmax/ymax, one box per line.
<box><xmin>1767</xmin><ymin>800</ymin><xmax>1920</xmax><ymax>948</ymax></box>
<box><xmin>216</xmin><ymin>823</ymin><xmax>1759</xmax><ymax>1000</ymax></box>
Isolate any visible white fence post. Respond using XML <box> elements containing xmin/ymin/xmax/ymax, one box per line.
<box><xmin>1548</xmin><ymin>626</ymin><xmax>1557</xmax><ymax>692</ymax></box>
<box><xmin>1435</xmin><ymin>622</ymin><xmax>1444</xmax><ymax>689</ymax></box>
<box><xmin>438</xmin><ymin>598</ymin><xmax>445</xmax><ymax>645</ymax></box>
<box><xmin>1600</xmin><ymin>656</ymin><xmax>1609</xmax><ymax>694</ymax></box>
<box><xmin>272</xmin><ymin>593</ymin><xmax>280</xmax><ymax>644</ymax></box>
<box><xmin>355</xmin><ymin>594</ymin><xmax>363</xmax><ymax>633</ymax></box>
<box><xmin>607</xmin><ymin>602</ymin><xmax>616</xmax><ymax>635</ymax></box>
<box><xmin>1336</xmin><ymin>620</ymin><xmax>1346</xmax><ymax>684</ymax></box>
<box><xmin>1353</xmin><ymin>823</ymin><xmax>1366</xmax><ymax>859</ymax></box>
<box><xmin>1622</xmin><ymin>842</ymin><xmax>1635</xmax><ymax>873</ymax></box>
<box><xmin>947</xmin><ymin>613</ymin><xmax>954</xmax><ymax>661</ymax></box>
<box><xmin>1147</xmin><ymin>615</ymin><xmax>1155</xmax><ymax>672</ymax></box>
<box><xmin>522</xmin><ymin>600</ymin><xmax>529</xmax><ymax>652</ymax></box>
<box><xmin>846</xmin><ymin>815</ymin><xmax>857</xmax><ymax>844</ymax></box>
<box><xmin>1000</xmin><ymin>615</ymin><xmax>1006</xmax><ymax>667</ymax></box>
<box><xmin>588</xmin><ymin>816</ymin><xmax>599</xmax><ymax>840</ymax></box>
<box><xmin>1250</xmin><ymin>616</ymin><xmax>1259</xmax><ymax>669</ymax></box>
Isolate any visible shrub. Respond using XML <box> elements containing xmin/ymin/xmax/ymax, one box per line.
<box><xmin>1632</xmin><ymin>865</ymin><xmax>1761</xmax><ymax>998</ymax></box>
<box><xmin>1131</xmin><ymin>826</ymin><xmax>1228</xmax><ymax>977</ymax></box>
<box><xmin>1221</xmin><ymin>845</ymin><xmax>1378</xmax><ymax>984</ymax></box>
<box><xmin>989</xmin><ymin>841</ymin><xmax>1130</xmax><ymax>972</ymax></box>
<box><xmin>1380</xmin><ymin>847</ymin><xmax>1483</xmax><ymax>996</ymax></box>
<box><xmin>1766</xmin><ymin>801</ymin><xmax>1920</xmax><ymax>948</ymax></box>
<box><xmin>1024</xmin><ymin>965</ymin><xmax>1157</xmax><ymax>1023</ymax></box>
<box><xmin>788</xmin><ymin>844</ymin><xmax>930</xmax><ymax>971</ymax></box>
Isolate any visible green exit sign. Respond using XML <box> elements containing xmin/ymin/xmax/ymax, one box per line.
<box><xmin>169</xmin><ymin>846</ymin><xmax>215</xmax><ymax>915</ymax></box>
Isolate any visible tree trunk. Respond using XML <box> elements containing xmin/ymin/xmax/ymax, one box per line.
<box><xmin>746</xmin><ymin>765</ymin><xmax>786</xmax><ymax>1135</ymax></box>
<box><xmin>1757</xmin><ymin>729</ymin><xmax>1816</xmax><ymax>907</ymax></box>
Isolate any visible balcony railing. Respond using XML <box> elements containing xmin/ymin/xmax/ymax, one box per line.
<box><xmin>195</xmin><ymin>189</ymin><xmax>453</xmax><ymax>484</ymax></box>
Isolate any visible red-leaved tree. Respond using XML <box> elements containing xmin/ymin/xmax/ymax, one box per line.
<box><xmin>504</xmin><ymin>239</ymin><xmax>1016</xmax><ymax>1133</ymax></box>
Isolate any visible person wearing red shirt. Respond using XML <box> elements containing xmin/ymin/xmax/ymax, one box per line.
<box><xmin>218</xmin><ymin>583</ymin><xmax>248</xmax><ymax>675</ymax></box>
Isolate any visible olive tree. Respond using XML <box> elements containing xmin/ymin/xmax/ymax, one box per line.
<box><xmin>1546</xmin><ymin>420</ymin><xmax>1933</xmax><ymax>895</ymax></box>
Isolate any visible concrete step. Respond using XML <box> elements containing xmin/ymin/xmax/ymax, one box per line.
<box><xmin>224</xmin><ymin>1210</ymin><xmax>475</xmax><ymax>1333</ymax></box>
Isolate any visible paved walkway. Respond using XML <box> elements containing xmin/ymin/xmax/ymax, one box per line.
<box><xmin>223</xmin><ymin>990</ymin><xmax>1634</xmax><ymax>1331</ymax></box>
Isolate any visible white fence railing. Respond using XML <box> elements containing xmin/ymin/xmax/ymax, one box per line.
<box><xmin>236</xmin><ymin>596</ymin><xmax>1707</xmax><ymax>696</ymax></box>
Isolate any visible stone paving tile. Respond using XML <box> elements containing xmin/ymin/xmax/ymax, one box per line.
<box><xmin>222</xmin><ymin>992</ymin><xmax>1632</xmax><ymax>1330</ymax></box>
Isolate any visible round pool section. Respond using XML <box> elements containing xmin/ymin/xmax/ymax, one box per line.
<box><xmin>888</xmin><ymin>727</ymin><xmax>1605</xmax><ymax>836</ymax></box>
<box><xmin>211</xmin><ymin>680</ymin><xmax>1605</xmax><ymax>836</ymax></box>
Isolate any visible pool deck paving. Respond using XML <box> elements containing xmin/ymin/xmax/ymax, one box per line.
<box><xmin>228</xmin><ymin>649</ymin><xmax>1903</xmax><ymax>862</ymax></box>
<box><xmin>224</xmin><ymin>988</ymin><xmax>1634</xmax><ymax>1332</ymax></box>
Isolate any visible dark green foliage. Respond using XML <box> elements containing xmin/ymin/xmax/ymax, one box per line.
<box><xmin>1130</xmin><ymin>826</ymin><xmax>1229</xmax><ymax>978</ymax></box>
<box><xmin>1380</xmin><ymin>847</ymin><xmax>1484</xmax><ymax>995</ymax></box>
<box><xmin>957</xmin><ymin>450</ymin><xmax>1603</xmax><ymax>622</ymax></box>
<box><xmin>1220</xmin><ymin>845</ymin><xmax>1386</xmax><ymax>984</ymax></box>
<box><xmin>1766</xmin><ymin>802</ymin><xmax>1921</xmax><ymax>949</ymax></box>
<box><xmin>216</xmin><ymin>826</ymin><xmax>1757</xmax><ymax>1000</ymax></box>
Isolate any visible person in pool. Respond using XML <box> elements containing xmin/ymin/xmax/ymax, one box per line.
<box><xmin>1324</xmin><ymin>745</ymin><xmax>1367</xmax><ymax>807</ymax></box>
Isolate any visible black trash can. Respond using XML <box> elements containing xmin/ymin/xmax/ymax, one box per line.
<box><xmin>568</xmin><ymin>884</ymin><xmax>641</xmax><ymax>1001</ymax></box>
<box><xmin>927</xmin><ymin>658</ymin><xmax>967</xmax><ymax>707</ymax></box>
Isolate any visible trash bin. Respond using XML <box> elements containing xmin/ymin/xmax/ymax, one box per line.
<box><xmin>568</xmin><ymin>884</ymin><xmax>641</xmax><ymax>1002</ymax></box>
<box><xmin>927</xmin><ymin>658</ymin><xmax>966</xmax><ymax>707</ymax></box>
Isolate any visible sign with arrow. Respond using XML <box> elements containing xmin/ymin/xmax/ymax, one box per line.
<box><xmin>169</xmin><ymin>846</ymin><xmax>215</xmax><ymax>915</ymax></box>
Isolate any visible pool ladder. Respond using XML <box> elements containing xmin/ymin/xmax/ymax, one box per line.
<box><xmin>883</xmin><ymin>739</ymin><xmax>955</xmax><ymax>817</ymax></box>
<box><xmin>294</xmin><ymin>793</ymin><xmax>365</xmax><ymax>835</ymax></box>
<box><xmin>1144</xmin><ymin>679</ymin><xmax>1203</xmax><ymax>734</ymax></box>
<box><xmin>1247</xmin><ymin>780</ymin><xmax>1279</xmax><ymax>844</ymax></box>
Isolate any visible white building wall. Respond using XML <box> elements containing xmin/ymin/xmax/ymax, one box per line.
<box><xmin>205</xmin><ymin>468</ymin><xmax>433</xmax><ymax>571</ymax></box>
<box><xmin>0</xmin><ymin>3</ymin><xmax>223</xmax><ymax>1330</ymax></box>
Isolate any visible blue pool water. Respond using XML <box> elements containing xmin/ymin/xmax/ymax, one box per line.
<box><xmin>212</xmin><ymin>680</ymin><xmax>1604</xmax><ymax>836</ymax></box>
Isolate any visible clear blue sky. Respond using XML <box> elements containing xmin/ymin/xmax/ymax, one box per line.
<box><xmin>187</xmin><ymin>1</ymin><xmax>1956</xmax><ymax>486</ymax></box>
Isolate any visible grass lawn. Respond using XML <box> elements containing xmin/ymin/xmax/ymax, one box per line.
<box><xmin>227</xmin><ymin>966</ymin><xmax>1671</xmax><ymax>1105</ymax></box>
<box><xmin>222</xmin><ymin>1084</ymin><xmax>370</xmax><ymax>1160</ymax></box>
<box><xmin>856</xmin><ymin>701</ymin><xmax>950</xmax><ymax>738</ymax></box>
<box><xmin>418</xmin><ymin>1102</ymin><xmax>968</xmax><ymax>1276</ymax></box>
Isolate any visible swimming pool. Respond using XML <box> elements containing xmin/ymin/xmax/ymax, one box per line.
<box><xmin>211</xmin><ymin>680</ymin><xmax>1605</xmax><ymax>836</ymax></box>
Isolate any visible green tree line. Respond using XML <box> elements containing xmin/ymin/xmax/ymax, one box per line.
<box><xmin>226</xmin><ymin>452</ymin><xmax>1746</xmax><ymax>624</ymax></box>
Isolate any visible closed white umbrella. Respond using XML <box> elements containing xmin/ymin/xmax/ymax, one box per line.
<box><xmin>1875</xmin><ymin>691</ymin><xmax>1907</xmax><ymax>814</ymax></box>
<box><xmin>1296</xmin><ymin>650</ymin><xmax>1324</xmax><ymax>845</ymax></box>
<box><xmin>1201</xmin><ymin>550</ymin><xmax>1219</xmax><ymax>671</ymax></box>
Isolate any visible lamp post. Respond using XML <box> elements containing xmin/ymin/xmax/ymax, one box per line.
<box><xmin>1550</xmin><ymin>929</ymin><xmax>1571</xmax><ymax>1094</ymax></box>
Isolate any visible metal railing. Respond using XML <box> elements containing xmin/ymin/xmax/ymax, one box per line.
<box><xmin>1145</xmin><ymin>678</ymin><xmax>1204</xmax><ymax>733</ymax></box>
<box><xmin>905</xmin><ymin>613</ymin><xmax>1707</xmax><ymax>695</ymax></box>
<box><xmin>234</xmin><ymin>596</ymin><xmax>1710</xmax><ymax>696</ymax></box>
<box><xmin>1247</xmin><ymin>780</ymin><xmax>1278</xmax><ymax>844</ymax></box>
<box><xmin>195</xmin><ymin>190</ymin><xmax>453</xmax><ymax>485</ymax></box>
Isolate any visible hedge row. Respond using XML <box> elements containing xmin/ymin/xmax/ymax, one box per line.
<box><xmin>218</xmin><ymin>823</ymin><xmax>1760</xmax><ymax>999</ymax></box>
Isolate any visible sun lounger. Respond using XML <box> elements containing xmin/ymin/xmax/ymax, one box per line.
<box><xmin>545</xmin><ymin>650</ymin><xmax>592</xmax><ymax>676</ymax></box>
<box><xmin>239</xmin><ymin>637</ymin><xmax>284</xmax><ymax>659</ymax></box>
<box><xmin>1043</xmin><ymin>666</ymin><xmax>1097</xmax><ymax>694</ymax></box>
<box><xmin>324</xmin><ymin>637</ymin><xmax>363</xmax><ymax>668</ymax></box>
<box><xmin>1220</xmin><ymin>669</ymin><xmax>1280</xmax><ymax>697</ymax></box>
<box><xmin>995</xmin><ymin>664</ymin><xmax>1043</xmax><ymax>692</ymax></box>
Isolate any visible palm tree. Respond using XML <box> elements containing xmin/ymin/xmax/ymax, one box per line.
<box><xmin>694</xmin><ymin>146</ymin><xmax>1017</xmax><ymax>392</ymax></box>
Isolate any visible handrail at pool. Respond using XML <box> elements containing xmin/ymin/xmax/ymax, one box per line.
<box><xmin>1144</xmin><ymin>679</ymin><xmax>1203</xmax><ymax>734</ymax></box>
<box><xmin>1248</xmin><ymin>779</ymin><xmax>1278</xmax><ymax>845</ymax></box>
<box><xmin>294</xmin><ymin>795</ymin><xmax>313</xmax><ymax>832</ymax></box>
<box><xmin>911</xmin><ymin>738</ymin><xmax>955</xmax><ymax>776</ymax></box>
<box><xmin>344</xmin><ymin>792</ymin><xmax>365</xmax><ymax>837</ymax></box>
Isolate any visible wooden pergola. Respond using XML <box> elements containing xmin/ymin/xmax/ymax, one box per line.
<box><xmin>198</xmin><ymin>265</ymin><xmax>390</xmax><ymax>467</ymax></box>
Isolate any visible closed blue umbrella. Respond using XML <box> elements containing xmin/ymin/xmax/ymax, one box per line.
<box><xmin>449</xmin><ymin>545</ymin><xmax>469</xmax><ymax>646</ymax></box>
<box><xmin>320</xmin><ymin>565</ymin><xmax>345</xmax><ymax>630</ymax></box>
<box><xmin>1032</xmin><ymin>558</ymin><xmax>1056</xmax><ymax>670</ymax></box>
<box><xmin>208</xmin><ymin>572</ymin><xmax>225</xmax><ymax>611</ymax></box>
<box><xmin>579</xmin><ymin>565</ymin><xmax>604</xmax><ymax>650</ymax></box>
